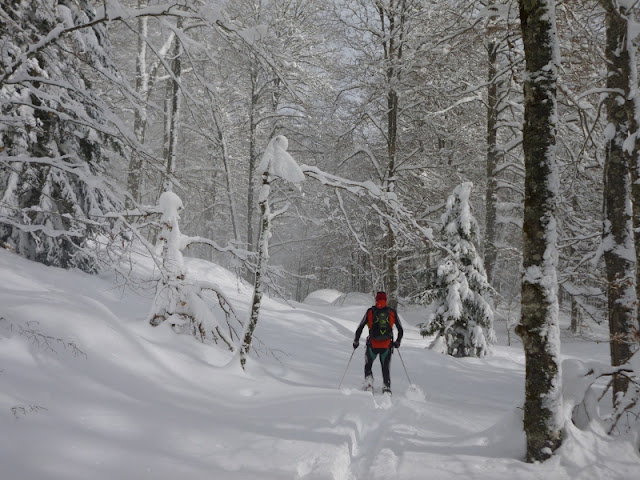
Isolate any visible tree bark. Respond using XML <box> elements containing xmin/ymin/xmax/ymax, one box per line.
<box><xmin>163</xmin><ymin>17</ymin><xmax>183</xmax><ymax>193</ymax></box>
<box><xmin>207</xmin><ymin>90</ymin><xmax>241</xmax><ymax>244</ymax></box>
<box><xmin>386</xmin><ymin>221</ymin><xmax>399</xmax><ymax>309</ymax></box>
<box><xmin>515</xmin><ymin>0</ymin><xmax>563</xmax><ymax>462</ymax></box>
<box><xmin>484</xmin><ymin>38</ymin><xmax>499</xmax><ymax>286</ymax></box>
<box><xmin>240</xmin><ymin>171</ymin><xmax>271</xmax><ymax>370</ymax></box>
<box><xmin>127</xmin><ymin>0</ymin><xmax>148</xmax><ymax>205</ymax></box>
<box><xmin>600</xmin><ymin>0</ymin><xmax>638</xmax><ymax>400</ymax></box>
<box><xmin>379</xmin><ymin>0</ymin><xmax>405</xmax><ymax>308</ymax></box>
<box><xmin>247</xmin><ymin>59</ymin><xmax>259</xmax><ymax>251</ymax></box>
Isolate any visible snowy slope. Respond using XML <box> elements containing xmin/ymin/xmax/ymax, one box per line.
<box><xmin>1</xmin><ymin>249</ymin><xmax>639</xmax><ymax>479</ymax></box>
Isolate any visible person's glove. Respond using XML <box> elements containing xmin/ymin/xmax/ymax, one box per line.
<box><xmin>353</xmin><ymin>340</ymin><xmax>359</xmax><ymax>349</ymax></box>
<box><xmin>393</xmin><ymin>340</ymin><xmax>401</xmax><ymax>349</ymax></box>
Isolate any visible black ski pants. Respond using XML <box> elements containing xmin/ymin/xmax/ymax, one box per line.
<box><xmin>364</xmin><ymin>343</ymin><xmax>392</xmax><ymax>388</ymax></box>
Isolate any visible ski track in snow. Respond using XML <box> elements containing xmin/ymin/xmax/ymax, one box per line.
<box><xmin>348</xmin><ymin>394</ymin><xmax>398</xmax><ymax>479</ymax></box>
<box><xmin>293</xmin><ymin>390</ymin><xmax>399</xmax><ymax>480</ymax></box>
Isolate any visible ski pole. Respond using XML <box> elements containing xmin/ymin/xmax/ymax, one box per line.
<box><xmin>338</xmin><ymin>348</ymin><xmax>357</xmax><ymax>389</ymax></box>
<box><xmin>397</xmin><ymin>349</ymin><xmax>413</xmax><ymax>385</ymax></box>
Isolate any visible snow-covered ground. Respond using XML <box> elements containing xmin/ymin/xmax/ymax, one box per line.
<box><xmin>1</xmin><ymin>249</ymin><xmax>639</xmax><ymax>479</ymax></box>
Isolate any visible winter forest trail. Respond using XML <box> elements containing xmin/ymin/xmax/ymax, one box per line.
<box><xmin>253</xmin><ymin>299</ymin><xmax>528</xmax><ymax>480</ymax></box>
<box><xmin>1</xmin><ymin>251</ymin><xmax>639</xmax><ymax>479</ymax></box>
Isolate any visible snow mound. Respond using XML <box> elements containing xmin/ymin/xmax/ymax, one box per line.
<box><xmin>303</xmin><ymin>289</ymin><xmax>344</xmax><ymax>305</ymax></box>
<box><xmin>332</xmin><ymin>292</ymin><xmax>372</xmax><ymax>306</ymax></box>
<box><xmin>553</xmin><ymin>422</ymin><xmax>640</xmax><ymax>478</ymax></box>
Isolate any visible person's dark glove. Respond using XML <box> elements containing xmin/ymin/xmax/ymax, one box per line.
<box><xmin>393</xmin><ymin>340</ymin><xmax>401</xmax><ymax>349</ymax></box>
<box><xmin>353</xmin><ymin>340</ymin><xmax>359</xmax><ymax>349</ymax></box>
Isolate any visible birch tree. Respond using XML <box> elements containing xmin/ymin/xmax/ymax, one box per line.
<box><xmin>126</xmin><ymin>0</ymin><xmax>150</xmax><ymax>205</ymax></box>
<box><xmin>240</xmin><ymin>136</ymin><xmax>305</xmax><ymax>369</ymax></box>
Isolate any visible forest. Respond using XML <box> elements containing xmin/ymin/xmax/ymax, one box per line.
<box><xmin>1</xmin><ymin>0</ymin><xmax>640</xmax><ymax>470</ymax></box>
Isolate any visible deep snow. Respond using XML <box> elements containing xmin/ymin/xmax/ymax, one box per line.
<box><xmin>1</xmin><ymin>249</ymin><xmax>639</xmax><ymax>479</ymax></box>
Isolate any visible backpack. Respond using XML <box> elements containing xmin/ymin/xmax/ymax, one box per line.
<box><xmin>368</xmin><ymin>307</ymin><xmax>395</xmax><ymax>341</ymax></box>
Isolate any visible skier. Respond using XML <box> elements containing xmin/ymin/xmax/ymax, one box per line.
<box><xmin>352</xmin><ymin>291</ymin><xmax>403</xmax><ymax>394</ymax></box>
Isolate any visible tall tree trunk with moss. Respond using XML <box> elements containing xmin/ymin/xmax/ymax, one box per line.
<box><xmin>515</xmin><ymin>0</ymin><xmax>563</xmax><ymax>463</ymax></box>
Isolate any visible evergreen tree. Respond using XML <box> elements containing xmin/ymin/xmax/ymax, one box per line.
<box><xmin>0</xmin><ymin>0</ymin><xmax>126</xmax><ymax>271</ymax></box>
<box><xmin>419</xmin><ymin>182</ymin><xmax>496</xmax><ymax>357</ymax></box>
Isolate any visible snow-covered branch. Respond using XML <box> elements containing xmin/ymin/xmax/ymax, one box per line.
<box><xmin>300</xmin><ymin>164</ymin><xmax>438</xmax><ymax>249</ymax></box>
<box><xmin>0</xmin><ymin>1</ymin><xmax>193</xmax><ymax>87</ymax></box>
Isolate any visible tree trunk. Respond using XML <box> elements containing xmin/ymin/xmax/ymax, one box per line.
<box><xmin>385</xmin><ymin>83</ymin><xmax>399</xmax><ymax>307</ymax></box>
<box><xmin>515</xmin><ymin>0</ymin><xmax>563</xmax><ymax>462</ymax></box>
<box><xmin>207</xmin><ymin>90</ymin><xmax>241</xmax><ymax>244</ymax></box>
<box><xmin>240</xmin><ymin>171</ymin><xmax>271</xmax><ymax>370</ymax></box>
<box><xmin>127</xmin><ymin>0</ymin><xmax>148</xmax><ymax>205</ymax></box>
<box><xmin>386</xmin><ymin>221</ymin><xmax>399</xmax><ymax>309</ymax></box>
<box><xmin>570</xmin><ymin>294</ymin><xmax>579</xmax><ymax>334</ymax></box>
<box><xmin>484</xmin><ymin>38</ymin><xmax>499</xmax><ymax>286</ymax></box>
<box><xmin>247</xmin><ymin>60</ymin><xmax>259</xmax><ymax>251</ymax></box>
<box><xmin>379</xmin><ymin>1</ymin><xmax>405</xmax><ymax>308</ymax></box>
<box><xmin>163</xmin><ymin>18</ymin><xmax>183</xmax><ymax>193</ymax></box>
<box><xmin>600</xmin><ymin>0</ymin><xmax>638</xmax><ymax>400</ymax></box>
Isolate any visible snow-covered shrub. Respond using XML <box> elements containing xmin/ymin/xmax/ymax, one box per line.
<box><xmin>563</xmin><ymin>349</ymin><xmax>640</xmax><ymax>448</ymax></box>
<box><xmin>148</xmin><ymin>192</ymin><xmax>237</xmax><ymax>350</ymax></box>
<box><xmin>418</xmin><ymin>182</ymin><xmax>496</xmax><ymax>357</ymax></box>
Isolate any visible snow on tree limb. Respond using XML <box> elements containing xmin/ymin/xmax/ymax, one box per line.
<box><xmin>300</xmin><ymin>164</ymin><xmax>438</xmax><ymax>250</ymax></box>
<box><xmin>258</xmin><ymin>136</ymin><xmax>305</xmax><ymax>183</ymax></box>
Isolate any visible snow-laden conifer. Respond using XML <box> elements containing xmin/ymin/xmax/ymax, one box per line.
<box><xmin>0</xmin><ymin>0</ymin><xmax>127</xmax><ymax>271</ymax></box>
<box><xmin>419</xmin><ymin>182</ymin><xmax>496</xmax><ymax>357</ymax></box>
